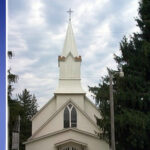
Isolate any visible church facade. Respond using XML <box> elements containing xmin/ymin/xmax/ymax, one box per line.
<box><xmin>24</xmin><ymin>20</ymin><xmax>109</xmax><ymax>150</ymax></box>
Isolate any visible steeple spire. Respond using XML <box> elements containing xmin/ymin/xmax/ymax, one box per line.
<box><xmin>62</xmin><ymin>10</ymin><xmax>78</xmax><ymax>57</ymax></box>
<box><xmin>55</xmin><ymin>12</ymin><xmax>85</xmax><ymax>94</ymax></box>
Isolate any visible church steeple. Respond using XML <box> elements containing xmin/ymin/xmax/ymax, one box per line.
<box><xmin>55</xmin><ymin>15</ymin><xmax>85</xmax><ymax>94</ymax></box>
<box><xmin>62</xmin><ymin>21</ymin><xmax>78</xmax><ymax>57</ymax></box>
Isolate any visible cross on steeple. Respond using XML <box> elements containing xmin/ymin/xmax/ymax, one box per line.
<box><xmin>67</xmin><ymin>8</ymin><xmax>73</xmax><ymax>21</ymax></box>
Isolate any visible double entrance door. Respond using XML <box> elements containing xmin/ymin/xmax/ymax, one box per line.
<box><xmin>60</xmin><ymin>144</ymin><xmax>82</xmax><ymax>150</ymax></box>
<box><xmin>62</xmin><ymin>147</ymin><xmax>79</xmax><ymax>150</ymax></box>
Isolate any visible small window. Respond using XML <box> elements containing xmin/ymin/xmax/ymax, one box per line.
<box><xmin>68</xmin><ymin>104</ymin><xmax>72</xmax><ymax>108</ymax></box>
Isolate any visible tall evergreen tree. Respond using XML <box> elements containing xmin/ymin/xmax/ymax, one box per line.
<box><xmin>18</xmin><ymin>89</ymin><xmax>38</xmax><ymax>150</ymax></box>
<box><xmin>89</xmin><ymin>0</ymin><xmax>150</xmax><ymax>149</ymax></box>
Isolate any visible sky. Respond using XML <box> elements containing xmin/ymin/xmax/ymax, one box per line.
<box><xmin>8</xmin><ymin>0</ymin><xmax>140</xmax><ymax>109</ymax></box>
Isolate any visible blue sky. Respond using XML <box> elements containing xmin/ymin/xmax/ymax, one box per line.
<box><xmin>8</xmin><ymin>0</ymin><xmax>139</xmax><ymax>108</ymax></box>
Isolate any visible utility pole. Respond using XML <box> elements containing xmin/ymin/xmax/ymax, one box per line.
<box><xmin>109</xmin><ymin>68</ymin><xmax>124</xmax><ymax>150</ymax></box>
<box><xmin>109</xmin><ymin>72</ymin><xmax>116</xmax><ymax>150</ymax></box>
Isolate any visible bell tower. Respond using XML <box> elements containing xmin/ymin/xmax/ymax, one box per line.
<box><xmin>55</xmin><ymin>17</ymin><xmax>85</xmax><ymax>94</ymax></box>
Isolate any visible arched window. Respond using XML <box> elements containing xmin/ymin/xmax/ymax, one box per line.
<box><xmin>64</xmin><ymin>107</ymin><xmax>69</xmax><ymax>128</ymax></box>
<box><xmin>71</xmin><ymin>107</ymin><xmax>77</xmax><ymax>127</ymax></box>
<box><xmin>64</xmin><ymin>104</ymin><xmax>77</xmax><ymax>128</ymax></box>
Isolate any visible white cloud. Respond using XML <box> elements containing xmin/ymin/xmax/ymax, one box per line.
<box><xmin>10</xmin><ymin>57</ymin><xmax>38</xmax><ymax>73</ymax></box>
<box><xmin>8</xmin><ymin>20</ymin><xmax>28</xmax><ymax>53</ymax></box>
<box><xmin>27</xmin><ymin>0</ymin><xmax>46</xmax><ymax>26</ymax></box>
<box><xmin>8</xmin><ymin>0</ymin><xmax>139</xmax><ymax>107</ymax></box>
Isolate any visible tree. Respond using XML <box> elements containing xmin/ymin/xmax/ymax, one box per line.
<box><xmin>8</xmin><ymin>51</ymin><xmax>22</xmax><ymax>150</ymax></box>
<box><xmin>8</xmin><ymin>51</ymin><xmax>18</xmax><ymax>100</ymax></box>
<box><xmin>18</xmin><ymin>89</ymin><xmax>38</xmax><ymax>120</ymax></box>
<box><xmin>89</xmin><ymin>0</ymin><xmax>150</xmax><ymax>149</ymax></box>
<box><xmin>8</xmin><ymin>51</ymin><xmax>38</xmax><ymax>150</ymax></box>
<box><xmin>18</xmin><ymin>89</ymin><xmax>38</xmax><ymax>150</ymax></box>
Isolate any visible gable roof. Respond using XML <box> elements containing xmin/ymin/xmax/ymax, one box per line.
<box><xmin>31</xmin><ymin>95</ymin><xmax>99</xmax><ymax>122</ymax></box>
<box><xmin>31</xmin><ymin>96</ymin><xmax>55</xmax><ymax>121</ymax></box>
<box><xmin>55</xmin><ymin>138</ymin><xmax>87</xmax><ymax>147</ymax></box>
<box><xmin>85</xmin><ymin>96</ymin><xmax>100</xmax><ymax>112</ymax></box>
<box><xmin>29</xmin><ymin>99</ymin><xmax>101</xmax><ymax>140</ymax></box>
<box><xmin>24</xmin><ymin>128</ymin><xmax>100</xmax><ymax>144</ymax></box>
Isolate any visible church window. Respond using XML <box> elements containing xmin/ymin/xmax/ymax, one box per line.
<box><xmin>64</xmin><ymin>104</ymin><xmax>77</xmax><ymax>128</ymax></box>
<box><xmin>64</xmin><ymin>107</ymin><xmax>70</xmax><ymax>128</ymax></box>
<box><xmin>71</xmin><ymin>107</ymin><xmax>77</xmax><ymax>127</ymax></box>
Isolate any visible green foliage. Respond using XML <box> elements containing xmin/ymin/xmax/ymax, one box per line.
<box><xmin>8</xmin><ymin>51</ymin><xmax>13</xmax><ymax>59</ymax></box>
<box><xmin>18</xmin><ymin>89</ymin><xmax>38</xmax><ymax>150</ymax></box>
<box><xmin>18</xmin><ymin>89</ymin><xmax>38</xmax><ymax>120</ymax></box>
<box><xmin>7</xmin><ymin>51</ymin><xmax>18</xmax><ymax>100</ymax></box>
<box><xmin>8</xmin><ymin>51</ymin><xmax>20</xmax><ymax>149</ymax></box>
<box><xmin>89</xmin><ymin>0</ymin><xmax>150</xmax><ymax>149</ymax></box>
<box><xmin>8</xmin><ymin>69</ymin><xmax>18</xmax><ymax>100</ymax></box>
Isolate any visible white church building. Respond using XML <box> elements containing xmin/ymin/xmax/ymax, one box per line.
<box><xmin>24</xmin><ymin>16</ymin><xmax>109</xmax><ymax>150</ymax></box>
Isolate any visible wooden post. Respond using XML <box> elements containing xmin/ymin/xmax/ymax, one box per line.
<box><xmin>109</xmin><ymin>72</ymin><xmax>116</xmax><ymax>150</ymax></box>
